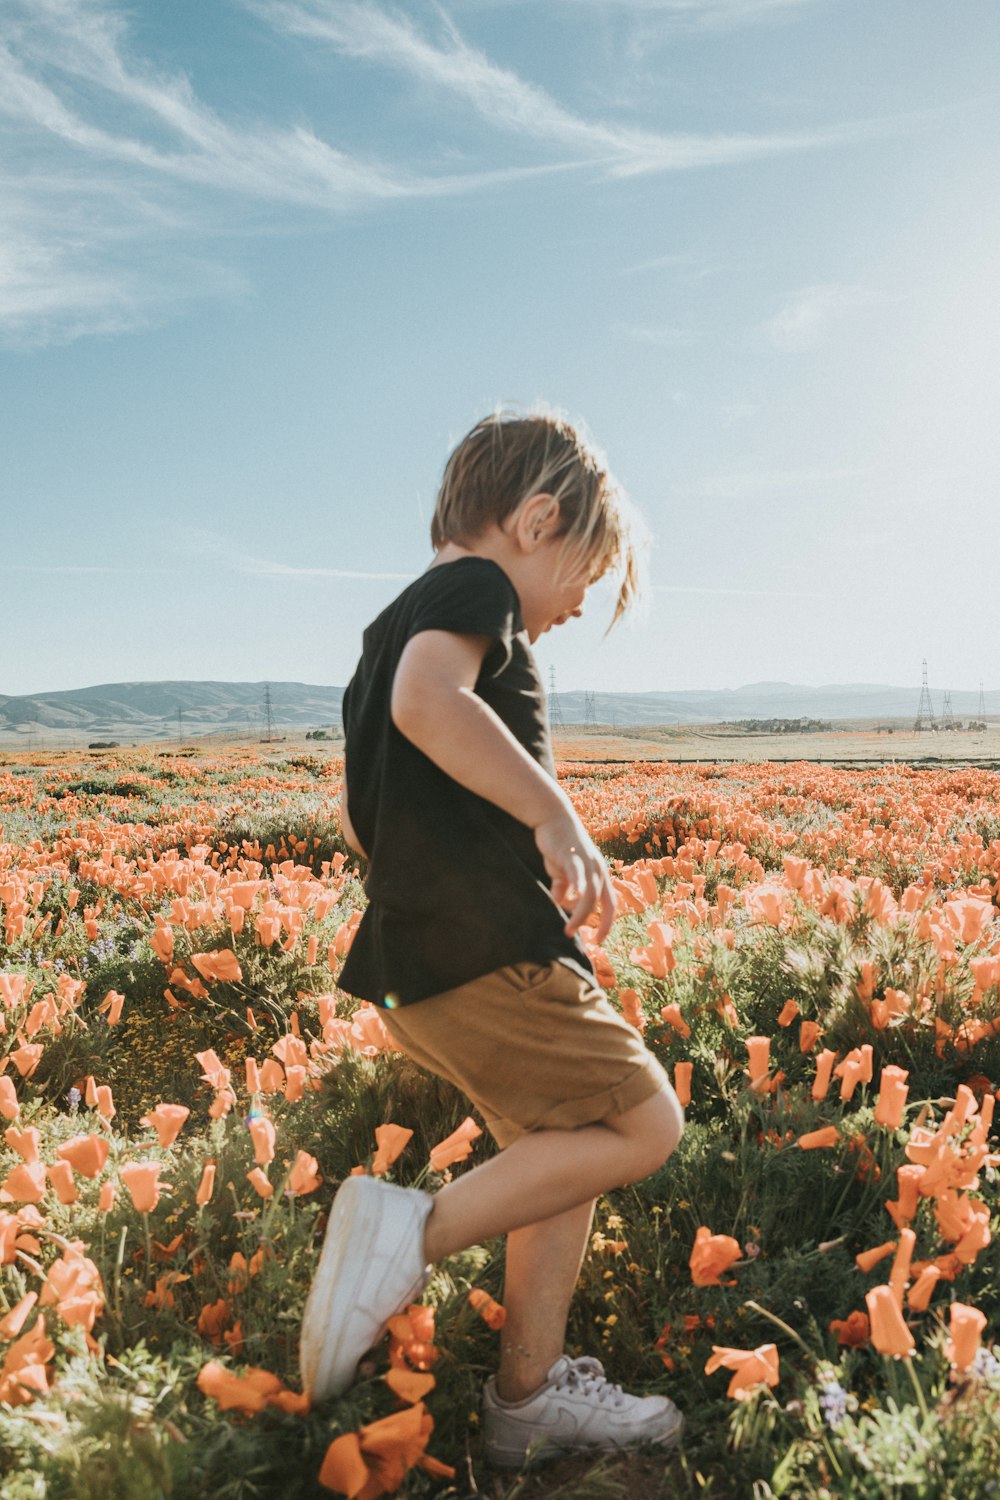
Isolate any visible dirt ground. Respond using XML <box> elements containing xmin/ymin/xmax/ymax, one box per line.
<box><xmin>3</xmin><ymin>720</ymin><xmax>1000</xmax><ymax>768</ymax></box>
<box><xmin>551</xmin><ymin>722</ymin><xmax>1000</xmax><ymax>767</ymax></box>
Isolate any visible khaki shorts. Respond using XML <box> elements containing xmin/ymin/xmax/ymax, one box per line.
<box><xmin>381</xmin><ymin>960</ymin><xmax>670</xmax><ymax>1149</ymax></box>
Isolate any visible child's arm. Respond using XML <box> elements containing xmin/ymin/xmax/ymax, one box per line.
<box><xmin>392</xmin><ymin>629</ymin><xmax>615</xmax><ymax>943</ymax></box>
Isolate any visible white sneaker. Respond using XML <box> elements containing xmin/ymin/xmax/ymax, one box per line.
<box><xmin>482</xmin><ymin>1355</ymin><xmax>684</xmax><ymax>1469</ymax></box>
<box><xmin>299</xmin><ymin>1175</ymin><xmax>433</xmax><ymax>1402</ymax></box>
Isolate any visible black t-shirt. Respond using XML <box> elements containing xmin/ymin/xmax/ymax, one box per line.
<box><xmin>337</xmin><ymin>556</ymin><xmax>593</xmax><ymax>1006</ymax></box>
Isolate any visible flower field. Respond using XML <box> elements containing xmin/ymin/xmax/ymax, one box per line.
<box><xmin>1</xmin><ymin>748</ymin><xmax>999</xmax><ymax>1500</ymax></box>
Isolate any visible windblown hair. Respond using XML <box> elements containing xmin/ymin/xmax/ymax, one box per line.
<box><xmin>431</xmin><ymin>409</ymin><xmax>643</xmax><ymax>628</ymax></box>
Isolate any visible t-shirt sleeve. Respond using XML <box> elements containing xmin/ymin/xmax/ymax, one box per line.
<box><xmin>405</xmin><ymin>560</ymin><xmax>521</xmax><ymax>677</ymax></box>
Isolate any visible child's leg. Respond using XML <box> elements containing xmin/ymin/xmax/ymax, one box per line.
<box><xmin>423</xmin><ymin>1085</ymin><xmax>681</xmax><ymax>1262</ymax></box>
<box><xmin>498</xmin><ymin>1198</ymin><xmax>595</xmax><ymax>1402</ymax></box>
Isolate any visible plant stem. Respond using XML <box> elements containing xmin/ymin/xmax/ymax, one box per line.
<box><xmin>903</xmin><ymin>1355</ymin><xmax>930</xmax><ymax>1421</ymax></box>
<box><xmin>743</xmin><ymin>1299</ymin><xmax>814</xmax><ymax>1357</ymax></box>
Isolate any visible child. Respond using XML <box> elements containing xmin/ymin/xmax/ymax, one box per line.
<box><xmin>300</xmin><ymin>410</ymin><xmax>685</xmax><ymax>1468</ymax></box>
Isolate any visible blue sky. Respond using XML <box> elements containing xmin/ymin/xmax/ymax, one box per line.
<box><xmin>2</xmin><ymin>0</ymin><xmax>999</xmax><ymax>697</ymax></box>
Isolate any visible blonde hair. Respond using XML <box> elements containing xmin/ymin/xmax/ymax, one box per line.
<box><xmin>431</xmin><ymin>408</ymin><xmax>643</xmax><ymax>628</ymax></box>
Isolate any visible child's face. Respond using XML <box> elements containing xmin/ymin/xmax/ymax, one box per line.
<box><xmin>521</xmin><ymin>537</ymin><xmax>604</xmax><ymax>643</ymax></box>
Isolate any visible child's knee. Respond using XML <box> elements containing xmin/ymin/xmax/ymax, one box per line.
<box><xmin>612</xmin><ymin>1084</ymin><xmax>683</xmax><ymax>1179</ymax></box>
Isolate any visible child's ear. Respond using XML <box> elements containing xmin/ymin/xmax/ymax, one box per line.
<box><xmin>515</xmin><ymin>492</ymin><xmax>560</xmax><ymax>551</ymax></box>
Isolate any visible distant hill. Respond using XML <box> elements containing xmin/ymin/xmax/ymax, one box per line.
<box><xmin>0</xmin><ymin>681</ymin><xmax>343</xmax><ymax>734</ymax></box>
<box><xmin>1</xmin><ymin>678</ymin><xmax>996</xmax><ymax>737</ymax></box>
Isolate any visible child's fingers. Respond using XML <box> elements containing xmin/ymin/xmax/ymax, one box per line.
<box><xmin>563</xmin><ymin>856</ymin><xmax>611</xmax><ymax>938</ymax></box>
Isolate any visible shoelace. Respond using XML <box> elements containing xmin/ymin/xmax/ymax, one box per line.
<box><xmin>551</xmin><ymin>1357</ymin><xmax>628</xmax><ymax>1409</ymax></box>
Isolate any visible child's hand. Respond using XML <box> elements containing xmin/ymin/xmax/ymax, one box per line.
<box><xmin>534</xmin><ymin>813</ymin><xmax>616</xmax><ymax>945</ymax></box>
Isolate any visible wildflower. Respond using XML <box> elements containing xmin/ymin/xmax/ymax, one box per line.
<box><xmin>704</xmin><ymin>1343</ymin><xmax>779</xmax><ymax>1400</ymax></box>
<box><xmin>140</xmin><ymin>1103</ymin><xmax>190</xmax><ymax>1149</ymax></box>
<box><xmin>865</xmin><ymin>1284</ymin><xmax>915</xmax><ymax>1358</ymax></box>
<box><xmin>429</xmin><ymin>1117</ymin><xmax>481</xmax><ymax>1173</ymax></box>
<box><xmin>830</xmin><ymin>1311</ymin><xmax>869</xmax><ymax>1347</ymax></box>
<box><xmin>469</xmin><ymin>1290</ymin><xmax>506</xmax><ymax>1330</ymax></box>
<box><xmin>372</xmin><ymin>1124</ymin><xmax>412</xmax><ymax>1177</ymax></box>
<box><xmin>818</xmin><ymin>1378</ymin><xmax>849</xmax><ymax>1427</ymax></box>
<box><xmin>946</xmin><ymin>1303</ymin><xmax>987</xmax><ymax>1371</ymax></box>
<box><xmin>287</xmin><ymin>1151</ymin><xmax>321</xmax><ymax>1196</ymax></box>
<box><xmin>119</xmin><ymin>1162</ymin><xmax>164</xmax><ymax>1213</ymax></box>
<box><xmin>689</xmin><ymin>1225</ymin><xmax>741</xmax><ymax>1287</ymax></box>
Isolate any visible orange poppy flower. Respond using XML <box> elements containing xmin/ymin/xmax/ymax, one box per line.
<box><xmin>855</xmin><ymin>1240</ymin><xmax>896</xmax><ymax>1274</ymax></box>
<box><xmin>829</xmin><ymin>1310</ymin><xmax>869</xmax><ymax>1347</ymax></box>
<box><xmin>889</xmin><ymin>1226</ymin><xmax>915</xmax><ymax>1307</ymax></box>
<box><xmin>8</xmin><ymin>1045</ymin><xmax>43</xmax><ymax>1080</ymax></box>
<box><xmin>798</xmin><ymin>1020</ymin><xmax>821</xmax><ymax>1054</ymax></box>
<box><xmin>812</xmin><ymin>1049</ymin><xmax>836</xmax><ymax>1101</ymax></box>
<box><xmin>46</xmin><ymin>1161</ymin><xmax>78</xmax><ymax>1206</ymax></box>
<box><xmin>619</xmin><ymin>988</ymin><xmax>647</xmax><ymax>1033</ymax></box>
<box><xmin>689</xmin><ymin>1225</ymin><xmax>741</xmax><ymax>1287</ymax></box>
<box><xmin>865</xmin><ymin>1284</ymin><xmax>915</xmax><ymax>1358</ymax></box>
<box><xmin>797</xmin><ymin>1126</ymin><xmax>839</xmax><ymax>1151</ymax></box>
<box><xmin>4</xmin><ymin>1127</ymin><xmax>40</xmax><ymax>1165</ymax></box>
<box><xmin>97</xmin><ymin>989</ymin><xmax>125</xmax><ymax>1026</ymax></box>
<box><xmin>246</xmin><ymin>1167</ymin><xmax>274</xmax><ymax>1198</ymax></box>
<box><xmin>945</xmin><ymin>1302</ymin><xmax>986</xmax><ymax>1370</ymax></box>
<box><xmin>673</xmin><ymin>1061</ymin><xmax>693</xmax><ymax>1109</ymax></box>
<box><xmin>0</xmin><ymin>1314</ymin><xmax>54</xmax><ymax>1407</ymax></box>
<box><xmin>288</xmin><ymin>1151</ymin><xmax>321</xmax><ymax>1196</ymax></box>
<box><xmin>704</xmin><ymin>1342</ymin><xmax>779</xmax><ymax>1400</ymax></box>
<box><xmin>777</xmin><ymin>1000</ymin><xmax>800</xmax><ymax>1027</ymax></box>
<box><xmin>56</xmin><ymin>1134</ymin><xmax>109</xmax><ymax>1179</ymax></box>
<box><xmin>429</xmin><ymin>1117</ymin><xmax>482</xmax><ymax>1173</ymax></box>
<box><xmin>906</xmin><ymin>1264</ymin><xmax>941</xmax><ymax>1312</ymax></box>
<box><xmin>191</xmin><ymin>949</ymin><xmax>243</xmax><ymax>984</ymax></box>
<box><xmin>196</xmin><ymin>1360</ymin><xmax>283</xmax><ymax>1414</ymax></box>
<box><xmin>873</xmin><ymin>1066</ymin><xmax>909</xmax><ymax>1130</ymax></box>
<box><xmin>140</xmin><ymin>1103</ymin><xmax>190</xmax><ymax>1148</ymax></box>
<box><xmin>659</xmin><ymin>1003</ymin><xmax>691</xmax><ymax>1039</ymax></box>
<box><xmin>0</xmin><ymin>1076</ymin><xmax>19</xmax><ymax>1121</ymax></box>
<box><xmin>318</xmin><ymin>1432</ymin><xmax>369</xmax><ymax>1497</ymax></box>
<box><xmin>119</xmin><ymin>1162</ymin><xmax>164</xmax><ymax>1213</ymax></box>
<box><xmin>745</xmin><ymin>1036</ymin><xmax>770</xmax><ymax>1090</ymax></box>
<box><xmin>468</xmin><ymin>1289</ymin><xmax>506</xmax><ymax>1330</ymax></box>
<box><xmin>196</xmin><ymin>1162</ymin><xmax>216</xmax><ymax>1205</ymax></box>
<box><xmin>249</xmin><ymin>1117</ymin><xmax>276</xmax><ymax>1167</ymax></box>
<box><xmin>371</xmin><ymin>1124</ymin><xmax>413</xmax><ymax>1177</ymax></box>
<box><xmin>0</xmin><ymin>1292</ymin><xmax>38</xmax><ymax>1340</ymax></box>
<box><xmin>0</xmin><ymin>1162</ymin><xmax>46</xmax><ymax>1205</ymax></box>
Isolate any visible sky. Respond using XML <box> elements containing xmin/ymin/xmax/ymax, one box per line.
<box><xmin>2</xmin><ymin>0</ymin><xmax>999</xmax><ymax>698</ymax></box>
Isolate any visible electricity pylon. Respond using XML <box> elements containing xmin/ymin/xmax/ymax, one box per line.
<box><xmin>262</xmin><ymin>684</ymin><xmax>276</xmax><ymax>742</ymax></box>
<box><xmin>940</xmin><ymin>691</ymin><xmax>956</xmax><ymax>730</ymax></box>
<box><xmin>913</xmin><ymin>660</ymin><xmax>937</xmax><ymax>732</ymax></box>
<box><xmin>548</xmin><ymin>666</ymin><xmax>564</xmax><ymax>728</ymax></box>
<box><xmin>584</xmin><ymin>691</ymin><xmax>598</xmax><ymax>728</ymax></box>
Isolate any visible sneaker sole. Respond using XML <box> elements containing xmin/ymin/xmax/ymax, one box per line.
<box><xmin>300</xmin><ymin>1177</ymin><xmax>432</xmax><ymax>1402</ymax></box>
<box><xmin>300</xmin><ymin>1176</ymin><xmax>406</xmax><ymax>1402</ymax></box>
<box><xmin>484</xmin><ymin>1409</ymin><xmax>685</xmax><ymax>1469</ymax></box>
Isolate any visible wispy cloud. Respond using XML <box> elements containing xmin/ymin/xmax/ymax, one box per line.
<box><xmin>614</xmin><ymin>321</ymin><xmax>700</xmax><ymax>346</ymax></box>
<box><xmin>0</xmin><ymin>0</ymin><xmax>562</xmax><ymax>345</ymax></box>
<box><xmin>177</xmin><ymin>528</ymin><xmax>417</xmax><ymax>582</ymax></box>
<box><xmin>763</xmin><ymin>283</ymin><xmax>880</xmax><ymax>352</ymax></box>
<box><xmin>652</xmin><ymin>581</ymin><xmax>833</xmax><ymax>597</ymax></box>
<box><xmin>251</xmin><ymin>0</ymin><xmax>869</xmax><ymax>176</ymax></box>
<box><xmin>459</xmin><ymin>0</ymin><xmax>820</xmax><ymax>29</ymax></box>
<box><xmin>692</xmin><ymin>462</ymin><xmax>878</xmax><ymax>500</ymax></box>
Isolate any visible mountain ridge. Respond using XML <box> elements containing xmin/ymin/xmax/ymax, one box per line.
<box><xmin>1</xmin><ymin>678</ymin><xmax>996</xmax><ymax>732</ymax></box>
